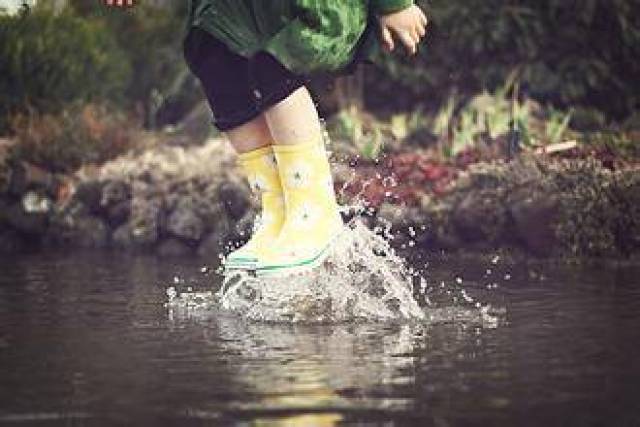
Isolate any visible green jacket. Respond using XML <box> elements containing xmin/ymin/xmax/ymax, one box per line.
<box><xmin>187</xmin><ymin>0</ymin><xmax>413</xmax><ymax>75</ymax></box>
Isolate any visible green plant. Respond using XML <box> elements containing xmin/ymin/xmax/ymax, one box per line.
<box><xmin>511</xmin><ymin>95</ymin><xmax>532</xmax><ymax>147</ymax></box>
<box><xmin>432</xmin><ymin>94</ymin><xmax>456</xmax><ymax>140</ymax></box>
<box><xmin>68</xmin><ymin>0</ymin><xmax>194</xmax><ymax>128</ymax></box>
<box><xmin>424</xmin><ymin>79</ymin><xmax>580</xmax><ymax>157</ymax></box>
<box><xmin>366</xmin><ymin>0</ymin><xmax>640</xmax><ymax>122</ymax></box>
<box><xmin>451</xmin><ymin>108</ymin><xmax>482</xmax><ymax>156</ymax></box>
<box><xmin>330</xmin><ymin>107</ymin><xmax>386</xmax><ymax>160</ymax></box>
<box><xmin>0</xmin><ymin>8</ymin><xmax>130</xmax><ymax>134</ymax></box>
<box><xmin>546</xmin><ymin>109</ymin><xmax>573</xmax><ymax>145</ymax></box>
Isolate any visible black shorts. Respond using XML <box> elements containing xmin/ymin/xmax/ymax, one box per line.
<box><xmin>183</xmin><ymin>28</ymin><xmax>307</xmax><ymax>131</ymax></box>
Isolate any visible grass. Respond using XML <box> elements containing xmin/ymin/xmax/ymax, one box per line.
<box><xmin>326</xmin><ymin>80</ymin><xmax>637</xmax><ymax>164</ymax></box>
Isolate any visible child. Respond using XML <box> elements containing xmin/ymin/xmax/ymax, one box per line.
<box><xmin>107</xmin><ymin>0</ymin><xmax>428</xmax><ymax>277</ymax></box>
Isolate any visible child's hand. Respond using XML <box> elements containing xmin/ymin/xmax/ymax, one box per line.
<box><xmin>378</xmin><ymin>5</ymin><xmax>428</xmax><ymax>56</ymax></box>
<box><xmin>104</xmin><ymin>0</ymin><xmax>135</xmax><ymax>6</ymax></box>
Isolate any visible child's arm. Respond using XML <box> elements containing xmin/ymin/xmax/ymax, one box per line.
<box><xmin>375</xmin><ymin>2</ymin><xmax>428</xmax><ymax>56</ymax></box>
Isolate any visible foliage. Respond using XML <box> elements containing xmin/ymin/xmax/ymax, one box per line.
<box><xmin>0</xmin><ymin>7</ymin><xmax>130</xmax><ymax>134</ymax></box>
<box><xmin>328</xmin><ymin>78</ymin><xmax>611</xmax><ymax>162</ymax></box>
<box><xmin>367</xmin><ymin>0</ymin><xmax>640</xmax><ymax>121</ymax></box>
<box><xmin>9</xmin><ymin>104</ymin><xmax>140</xmax><ymax>173</ymax></box>
<box><xmin>327</xmin><ymin>105</ymin><xmax>431</xmax><ymax>160</ymax></box>
<box><xmin>327</xmin><ymin>107</ymin><xmax>385</xmax><ymax>160</ymax></box>
<box><xmin>432</xmin><ymin>83</ymin><xmax>575</xmax><ymax>157</ymax></box>
<box><xmin>67</xmin><ymin>0</ymin><xmax>195</xmax><ymax>128</ymax></box>
<box><xmin>0</xmin><ymin>1</ymin><xmax>196</xmax><ymax>133</ymax></box>
<box><xmin>580</xmin><ymin>131</ymin><xmax>640</xmax><ymax>160</ymax></box>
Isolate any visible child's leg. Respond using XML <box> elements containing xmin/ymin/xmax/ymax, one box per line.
<box><xmin>256</xmin><ymin>86</ymin><xmax>344</xmax><ymax>276</ymax></box>
<box><xmin>225</xmin><ymin>114</ymin><xmax>272</xmax><ymax>154</ymax></box>
<box><xmin>224</xmin><ymin>117</ymin><xmax>286</xmax><ymax>269</ymax></box>
<box><xmin>183</xmin><ymin>29</ymin><xmax>285</xmax><ymax>268</ymax></box>
<box><xmin>263</xmin><ymin>86</ymin><xmax>323</xmax><ymax>145</ymax></box>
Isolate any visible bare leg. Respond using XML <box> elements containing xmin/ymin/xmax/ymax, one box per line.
<box><xmin>225</xmin><ymin>114</ymin><xmax>273</xmax><ymax>153</ymax></box>
<box><xmin>263</xmin><ymin>87</ymin><xmax>323</xmax><ymax>145</ymax></box>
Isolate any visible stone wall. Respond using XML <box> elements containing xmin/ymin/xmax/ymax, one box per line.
<box><xmin>0</xmin><ymin>138</ymin><xmax>254</xmax><ymax>258</ymax></box>
<box><xmin>1</xmin><ymin>137</ymin><xmax>639</xmax><ymax>260</ymax></box>
<box><xmin>376</xmin><ymin>156</ymin><xmax>640</xmax><ymax>259</ymax></box>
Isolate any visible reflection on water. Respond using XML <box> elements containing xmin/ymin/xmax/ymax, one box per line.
<box><xmin>205</xmin><ymin>319</ymin><xmax>422</xmax><ymax>425</ymax></box>
<box><xmin>1</xmin><ymin>251</ymin><xmax>640</xmax><ymax>425</ymax></box>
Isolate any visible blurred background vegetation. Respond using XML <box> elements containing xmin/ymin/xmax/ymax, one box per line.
<box><xmin>0</xmin><ymin>0</ymin><xmax>638</xmax><ymax>170</ymax></box>
<box><xmin>370</xmin><ymin>0</ymin><xmax>640</xmax><ymax>121</ymax></box>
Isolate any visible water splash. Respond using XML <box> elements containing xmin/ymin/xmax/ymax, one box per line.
<box><xmin>215</xmin><ymin>220</ymin><xmax>424</xmax><ymax>323</ymax></box>
<box><xmin>166</xmin><ymin>135</ymin><xmax>501</xmax><ymax>325</ymax></box>
<box><xmin>166</xmin><ymin>218</ymin><xmax>501</xmax><ymax>326</ymax></box>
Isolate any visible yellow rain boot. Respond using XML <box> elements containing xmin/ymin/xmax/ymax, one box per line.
<box><xmin>224</xmin><ymin>145</ymin><xmax>285</xmax><ymax>271</ymax></box>
<box><xmin>255</xmin><ymin>139</ymin><xmax>345</xmax><ymax>277</ymax></box>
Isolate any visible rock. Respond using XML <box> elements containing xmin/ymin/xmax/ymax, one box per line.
<box><xmin>105</xmin><ymin>200</ymin><xmax>131</xmax><ymax>227</ymax></box>
<box><xmin>217</xmin><ymin>181</ymin><xmax>251</xmax><ymax>221</ymax></box>
<box><xmin>70</xmin><ymin>216</ymin><xmax>109</xmax><ymax>248</ymax></box>
<box><xmin>197</xmin><ymin>232</ymin><xmax>225</xmax><ymax>259</ymax></box>
<box><xmin>8</xmin><ymin>161</ymin><xmax>56</xmax><ymax>197</ymax></box>
<box><xmin>3</xmin><ymin>201</ymin><xmax>48</xmax><ymax>235</ymax></box>
<box><xmin>0</xmin><ymin>198</ymin><xmax>9</xmax><ymax>227</ymax></box>
<box><xmin>508</xmin><ymin>188</ymin><xmax>560</xmax><ymax>256</ymax></box>
<box><xmin>505</xmin><ymin>156</ymin><xmax>546</xmax><ymax>187</ymax></box>
<box><xmin>100</xmin><ymin>179</ymin><xmax>132</xmax><ymax>227</ymax></box>
<box><xmin>101</xmin><ymin>179</ymin><xmax>131</xmax><ymax>208</ymax></box>
<box><xmin>550</xmin><ymin>158</ymin><xmax>619</xmax><ymax>257</ymax></box>
<box><xmin>198</xmin><ymin>209</ymin><xmax>253</xmax><ymax>259</ymax></box>
<box><xmin>45</xmin><ymin>200</ymin><xmax>88</xmax><ymax>238</ymax></box>
<box><xmin>44</xmin><ymin>205</ymin><xmax>109</xmax><ymax>248</ymax></box>
<box><xmin>614</xmin><ymin>170</ymin><xmax>640</xmax><ymax>253</ymax></box>
<box><xmin>465</xmin><ymin>162</ymin><xmax>508</xmax><ymax>189</ymax></box>
<box><xmin>0</xmin><ymin>161</ymin><xmax>10</xmax><ymax>197</ymax></box>
<box><xmin>157</xmin><ymin>238</ymin><xmax>193</xmax><ymax>257</ymax></box>
<box><xmin>128</xmin><ymin>197</ymin><xmax>162</xmax><ymax>247</ymax></box>
<box><xmin>166</xmin><ymin>201</ymin><xmax>205</xmax><ymax>242</ymax></box>
<box><xmin>418</xmin><ymin>199</ymin><xmax>463</xmax><ymax>250</ymax></box>
<box><xmin>189</xmin><ymin>193</ymin><xmax>226</xmax><ymax>227</ymax></box>
<box><xmin>112</xmin><ymin>223</ymin><xmax>134</xmax><ymax>248</ymax></box>
<box><xmin>0</xmin><ymin>138</ymin><xmax>14</xmax><ymax>160</ymax></box>
<box><xmin>21</xmin><ymin>191</ymin><xmax>52</xmax><ymax>214</ymax></box>
<box><xmin>453</xmin><ymin>189</ymin><xmax>507</xmax><ymax>244</ymax></box>
<box><xmin>73</xmin><ymin>181</ymin><xmax>104</xmax><ymax>213</ymax></box>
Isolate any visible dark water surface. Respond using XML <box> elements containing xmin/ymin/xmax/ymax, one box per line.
<box><xmin>1</xmin><ymin>252</ymin><xmax>639</xmax><ymax>426</ymax></box>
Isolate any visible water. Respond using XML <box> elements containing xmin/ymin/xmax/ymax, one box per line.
<box><xmin>1</xmin><ymin>243</ymin><xmax>640</xmax><ymax>425</ymax></box>
<box><xmin>168</xmin><ymin>221</ymin><xmax>497</xmax><ymax>325</ymax></box>
<box><xmin>204</xmin><ymin>221</ymin><xmax>429</xmax><ymax>323</ymax></box>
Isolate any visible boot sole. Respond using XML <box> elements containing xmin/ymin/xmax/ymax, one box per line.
<box><xmin>223</xmin><ymin>257</ymin><xmax>258</xmax><ymax>272</ymax></box>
